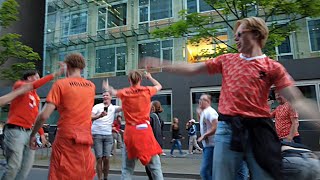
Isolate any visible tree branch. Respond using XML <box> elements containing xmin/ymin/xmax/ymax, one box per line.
<box><xmin>232</xmin><ymin>0</ymin><xmax>239</xmax><ymax>18</ymax></box>
<box><xmin>224</xmin><ymin>0</ymin><xmax>240</xmax><ymax>19</ymax></box>
<box><xmin>269</xmin><ymin>15</ymin><xmax>307</xmax><ymax>33</ymax></box>
<box><xmin>205</xmin><ymin>0</ymin><xmax>234</xmax><ymax>30</ymax></box>
<box><xmin>265</xmin><ymin>8</ymin><xmax>276</xmax><ymax>22</ymax></box>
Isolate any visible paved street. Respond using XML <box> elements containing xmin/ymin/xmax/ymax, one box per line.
<box><xmin>26</xmin><ymin>168</ymin><xmax>197</xmax><ymax>180</ymax></box>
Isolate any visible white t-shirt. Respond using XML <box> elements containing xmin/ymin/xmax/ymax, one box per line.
<box><xmin>91</xmin><ymin>103</ymin><xmax>120</xmax><ymax>135</ymax></box>
<box><xmin>200</xmin><ymin>106</ymin><xmax>219</xmax><ymax>147</ymax></box>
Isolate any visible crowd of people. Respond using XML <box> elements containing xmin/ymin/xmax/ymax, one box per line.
<box><xmin>0</xmin><ymin>16</ymin><xmax>319</xmax><ymax>180</ymax></box>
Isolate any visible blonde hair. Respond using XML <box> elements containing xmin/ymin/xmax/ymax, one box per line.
<box><xmin>128</xmin><ymin>71</ymin><xmax>142</xmax><ymax>85</ymax></box>
<box><xmin>152</xmin><ymin>100</ymin><xmax>163</xmax><ymax>113</ymax></box>
<box><xmin>234</xmin><ymin>17</ymin><xmax>269</xmax><ymax>48</ymax></box>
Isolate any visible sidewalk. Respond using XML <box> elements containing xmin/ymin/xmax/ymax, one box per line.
<box><xmin>32</xmin><ymin>148</ymin><xmax>202</xmax><ymax>179</ymax></box>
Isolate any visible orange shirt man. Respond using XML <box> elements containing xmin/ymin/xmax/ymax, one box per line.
<box><xmin>103</xmin><ymin>71</ymin><xmax>164</xmax><ymax>179</ymax></box>
<box><xmin>2</xmin><ymin>69</ymin><xmax>63</xmax><ymax>180</ymax></box>
<box><xmin>30</xmin><ymin>53</ymin><xmax>96</xmax><ymax>180</ymax></box>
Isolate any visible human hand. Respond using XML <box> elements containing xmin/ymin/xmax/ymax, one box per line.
<box><xmin>29</xmin><ymin>136</ymin><xmax>37</xmax><ymax>150</ymax></box>
<box><xmin>40</xmin><ymin>135</ymin><xmax>47</xmax><ymax>148</ymax></box>
<box><xmin>55</xmin><ymin>62</ymin><xmax>67</xmax><ymax>77</ymax></box>
<box><xmin>197</xmin><ymin>136</ymin><xmax>204</xmax><ymax>142</ymax></box>
<box><xmin>100</xmin><ymin>111</ymin><xmax>107</xmax><ymax>118</ymax></box>
<box><xmin>143</xmin><ymin>71</ymin><xmax>152</xmax><ymax>80</ymax></box>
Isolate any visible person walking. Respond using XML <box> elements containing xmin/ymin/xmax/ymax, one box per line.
<box><xmin>170</xmin><ymin>117</ymin><xmax>184</xmax><ymax>157</ymax></box>
<box><xmin>186</xmin><ymin>119</ymin><xmax>202</xmax><ymax>154</ymax></box>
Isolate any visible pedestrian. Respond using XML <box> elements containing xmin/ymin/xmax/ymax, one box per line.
<box><xmin>196</xmin><ymin>94</ymin><xmax>218</xmax><ymax>180</ymax></box>
<box><xmin>145</xmin><ymin>103</ymin><xmax>163</xmax><ymax>180</ymax></box>
<box><xmin>2</xmin><ymin>67</ymin><xmax>63</xmax><ymax>180</ymax></box>
<box><xmin>151</xmin><ymin>100</ymin><xmax>166</xmax><ymax>155</ymax></box>
<box><xmin>142</xmin><ymin>17</ymin><xmax>320</xmax><ymax>180</ymax></box>
<box><xmin>271</xmin><ymin>92</ymin><xmax>301</xmax><ymax>143</ymax></box>
<box><xmin>112</xmin><ymin>115</ymin><xmax>123</xmax><ymax>155</ymax></box>
<box><xmin>29</xmin><ymin>53</ymin><xmax>96</xmax><ymax>180</ymax></box>
<box><xmin>186</xmin><ymin>119</ymin><xmax>202</xmax><ymax>154</ymax></box>
<box><xmin>103</xmin><ymin>70</ymin><xmax>163</xmax><ymax>180</ymax></box>
<box><xmin>91</xmin><ymin>91</ymin><xmax>122</xmax><ymax>180</ymax></box>
<box><xmin>170</xmin><ymin>117</ymin><xmax>184</xmax><ymax>157</ymax></box>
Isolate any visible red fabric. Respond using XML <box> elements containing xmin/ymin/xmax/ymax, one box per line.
<box><xmin>7</xmin><ymin>77</ymin><xmax>53</xmax><ymax>135</ymax></box>
<box><xmin>46</xmin><ymin>77</ymin><xmax>96</xmax><ymax>179</ymax></box>
<box><xmin>272</xmin><ymin>102</ymin><xmax>299</xmax><ymax>139</ymax></box>
<box><xmin>124</xmin><ymin>123</ymin><xmax>162</xmax><ymax>165</ymax></box>
<box><xmin>49</xmin><ymin>129</ymin><xmax>95</xmax><ymax>180</ymax></box>
<box><xmin>112</xmin><ymin>120</ymin><xmax>121</xmax><ymax>133</ymax></box>
<box><xmin>32</xmin><ymin>74</ymin><xmax>54</xmax><ymax>89</ymax></box>
<box><xmin>116</xmin><ymin>85</ymin><xmax>161</xmax><ymax>165</ymax></box>
<box><xmin>205</xmin><ymin>53</ymin><xmax>294</xmax><ymax>118</ymax></box>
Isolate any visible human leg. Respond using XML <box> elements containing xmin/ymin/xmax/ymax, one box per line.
<box><xmin>93</xmin><ymin>135</ymin><xmax>104</xmax><ymax>180</ymax></box>
<box><xmin>200</xmin><ymin>147</ymin><xmax>214</xmax><ymax>180</ymax></box>
<box><xmin>121</xmin><ymin>145</ymin><xmax>136</xmax><ymax>180</ymax></box>
<box><xmin>213</xmin><ymin>121</ymin><xmax>244</xmax><ymax>180</ymax></box>
<box><xmin>102</xmin><ymin>135</ymin><xmax>113</xmax><ymax>179</ymax></box>
<box><xmin>1</xmin><ymin>128</ymin><xmax>25</xmax><ymax>180</ymax></box>
<box><xmin>146</xmin><ymin>155</ymin><xmax>163</xmax><ymax>180</ymax></box>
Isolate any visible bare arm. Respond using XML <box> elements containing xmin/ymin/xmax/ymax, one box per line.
<box><xmin>91</xmin><ymin>111</ymin><xmax>107</xmax><ymax>121</ymax></box>
<box><xmin>286</xmin><ymin>117</ymin><xmax>299</xmax><ymax>141</ymax></box>
<box><xmin>279</xmin><ymin>86</ymin><xmax>320</xmax><ymax>120</ymax></box>
<box><xmin>144</xmin><ymin>72</ymin><xmax>162</xmax><ymax>91</ymax></box>
<box><xmin>102</xmin><ymin>80</ymin><xmax>118</xmax><ymax>96</ymax></box>
<box><xmin>31</xmin><ymin>103</ymin><xmax>56</xmax><ymax>138</ymax></box>
<box><xmin>142</xmin><ymin>57</ymin><xmax>208</xmax><ymax>76</ymax></box>
<box><xmin>198</xmin><ymin>119</ymin><xmax>218</xmax><ymax>142</ymax></box>
<box><xmin>0</xmin><ymin>84</ymin><xmax>33</xmax><ymax>107</ymax></box>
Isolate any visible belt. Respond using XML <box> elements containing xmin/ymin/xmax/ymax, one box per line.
<box><xmin>5</xmin><ymin>124</ymin><xmax>31</xmax><ymax>131</ymax></box>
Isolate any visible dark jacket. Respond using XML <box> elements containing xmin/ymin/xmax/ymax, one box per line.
<box><xmin>150</xmin><ymin>113</ymin><xmax>163</xmax><ymax>147</ymax></box>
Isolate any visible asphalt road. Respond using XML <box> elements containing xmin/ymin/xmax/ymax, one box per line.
<box><xmin>27</xmin><ymin>168</ymin><xmax>196</xmax><ymax>180</ymax></box>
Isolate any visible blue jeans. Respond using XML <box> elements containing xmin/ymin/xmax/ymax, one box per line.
<box><xmin>200</xmin><ymin>147</ymin><xmax>214</xmax><ymax>180</ymax></box>
<box><xmin>1</xmin><ymin>128</ymin><xmax>35</xmax><ymax>180</ymax></box>
<box><xmin>92</xmin><ymin>134</ymin><xmax>113</xmax><ymax>158</ymax></box>
<box><xmin>121</xmin><ymin>145</ymin><xmax>163</xmax><ymax>180</ymax></box>
<box><xmin>170</xmin><ymin>139</ymin><xmax>183</xmax><ymax>155</ymax></box>
<box><xmin>213</xmin><ymin>121</ymin><xmax>273</xmax><ymax>180</ymax></box>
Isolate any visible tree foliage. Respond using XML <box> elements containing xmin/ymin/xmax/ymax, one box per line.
<box><xmin>152</xmin><ymin>0</ymin><xmax>320</xmax><ymax>62</ymax></box>
<box><xmin>0</xmin><ymin>0</ymin><xmax>40</xmax><ymax>80</ymax></box>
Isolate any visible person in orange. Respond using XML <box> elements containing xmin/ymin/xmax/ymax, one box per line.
<box><xmin>29</xmin><ymin>53</ymin><xmax>96</xmax><ymax>180</ymax></box>
<box><xmin>0</xmin><ymin>83</ymin><xmax>32</xmax><ymax>107</ymax></box>
<box><xmin>1</xmin><ymin>68</ymin><xmax>64</xmax><ymax>180</ymax></box>
<box><xmin>103</xmin><ymin>71</ymin><xmax>163</xmax><ymax>180</ymax></box>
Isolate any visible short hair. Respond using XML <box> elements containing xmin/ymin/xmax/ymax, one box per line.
<box><xmin>22</xmin><ymin>70</ymin><xmax>39</xmax><ymax>80</ymax></box>
<box><xmin>152</xmin><ymin>100</ymin><xmax>163</xmax><ymax>113</ymax></box>
<box><xmin>64</xmin><ymin>53</ymin><xmax>86</xmax><ymax>70</ymax></box>
<box><xmin>201</xmin><ymin>93</ymin><xmax>212</xmax><ymax>103</ymax></box>
<box><xmin>234</xmin><ymin>17</ymin><xmax>269</xmax><ymax>48</ymax></box>
<box><xmin>116</xmin><ymin>115</ymin><xmax>122</xmax><ymax>119</ymax></box>
<box><xmin>128</xmin><ymin>71</ymin><xmax>142</xmax><ymax>85</ymax></box>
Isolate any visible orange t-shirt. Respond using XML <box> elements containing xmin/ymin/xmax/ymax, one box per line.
<box><xmin>46</xmin><ymin>77</ymin><xmax>95</xmax><ymax>133</ymax></box>
<box><xmin>116</xmin><ymin>85</ymin><xmax>157</xmax><ymax>125</ymax></box>
<box><xmin>205</xmin><ymin>53</ymin><xmax>294</xmax><ymax>118</ymax></box>
<box><xmin>272</xmin><ymin>102</ymin><xmax>299</xmax><ymax>139</ymax></box>
<box><xmin>7</xmin><ymin>74</ymin><xmax>54</xmax><ymax>135</ymax></box>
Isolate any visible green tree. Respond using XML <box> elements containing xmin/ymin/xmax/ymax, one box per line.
<box><xmin>0</xmin><ymin>0</ymin><xmax>40</xmax><ymax>80</ymax></box>
<box><xmin>152</xmin><ymin>0</ymin><xmax>320</xmax><ymax>62</ymax></box>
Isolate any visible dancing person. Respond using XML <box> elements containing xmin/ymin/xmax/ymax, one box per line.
<box><xmin>103</xmin><ymin>71</ymin><xmax>163</xmax><ymax>180</ymax></box>
<box><xmin>186</xmin><ymin>119</ymin><xmax>202</xmax><ymax>154</ymax></box>
<box><xmin>29</xmin><ymin>53</ymin><xmax>96</xmax><ymax>180</ymax></box>
<box><xmin>1</xmin><ymin>68</ymin><xmax>64</xmax><ymax>180</ymax></box>
<box><xmin>170</xmin><ymin>117</ymin><xmax>184</xmax><ymax>157</ymax></box>
<box><xmin>142</xmin><ymin>17</ymin><xmax>320</xmax><ymax>180</ymax></box>
<box><xmin>271</xmin><ymin>92</ymin><xmax>300</xmax><ymax>143</ymax></box>
<box><xmin>91</xmin><ymin>91</ymin><xmax>122</xmax><ymax>180</ymax></box>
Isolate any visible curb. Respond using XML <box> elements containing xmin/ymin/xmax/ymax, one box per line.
<box><xmin>33</xmin><ymin>165</ymin><xmax>201</xmax><ymax>179</ymax></box>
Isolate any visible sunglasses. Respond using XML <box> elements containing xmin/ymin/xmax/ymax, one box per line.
<box><xmin>235</xmin><ymin>29</ymin><xmax>252</xmax><ymax>38</ymax></box>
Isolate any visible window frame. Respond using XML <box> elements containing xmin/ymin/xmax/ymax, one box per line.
<box><xmin>60</xmin><ymin>9</ymin><xmax>88</xmax><ymax>38</ymax></box>
<box><xmin>96</xmin><ymin>0</ymin><xmax>128</xmax><ymax>31</ymax></box>
<box><xmin>138</xmin><ymin>0</ymin><xmax>173</xmax><ymax>26</ymax></box>
<box><xmin>95</xmin><ymin>44</ymin><xmax>127</xmax><ymax>75</ymax></box>
<box><xmin>185</xmin><ymin>0</ymin><xmax>220</xmax><ymax>14</ymax></box>
<box><xmin>306</xmin><ymin>17</ymin><xmax>320</xmax><ymax>53</ymax></box>
<box><xmin>58</xmin><ymin>49</ymin><xmax>88</xmax><ymax>78</ymax></box>
<box><xmin>152</xmin><ymin>90</ymin><xmax>173</xmax><ymax>124</ymax></box>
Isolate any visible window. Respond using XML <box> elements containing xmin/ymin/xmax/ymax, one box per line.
<box><xmin>138</xmin><ymin>40</ymin><xmax>173</xmax><ymax>66</ymax></box>
<box><xmin>40</xmin><ymin>102</ymin><xmax>60</xmax><ymax>125</ymax></box>
<box><xmin>0</xmin><ymin>104</ymin><xmax>9</xmax><ymax>123</ymax></box>
<box><xmin>95</xmin><ymin>46</ymin><xmax>126</xmax><ymax>75</ymax></box>
<box><xmin>186</xmin><ymin>32</ymin><xmax>228</xmax><ymax>63</ymax></box>
<box><xmin>61</xmin><ymin>11</ymin><xmax>87</xmax><ymax>36</ymax></box>
<box><xmin>276</xmin><ymin>36</ymin><xmax>293</xmax><ymax>60</ymax></box>
<box><xmin>308</xmin><ymin>19</ymin><xmax>320</xmax><ymax>51</ymax></box>
<box><xmin>187</xmin><ymin>0</ymin><xmax>213</xmax><ymax>13</ymax></box>
<box><xmin>151</xmin><ymin>92</ymin><xmax>172</xmax><ymax>123</ymax></box>
<box><xmin>97</xmin><ymin>3</ymin><xmax>127</xmax><ymax>30</ymax></box>
<box><xmin>59</xmin><ymin>50</ymin><xmax>87</xmax><ymax>77</ymax></box>
<box><xmin>139</xmin><ymin>0</ymin><xmax>172</xmax><ymax>23</ymax></box>
<box><xmin>191</xmin><ymin>89</ymin><xmax>220</xmax><ymax>120</ymax></box>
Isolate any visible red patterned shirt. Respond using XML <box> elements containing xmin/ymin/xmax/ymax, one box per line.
<box><xmin>272</xmin><ymin>102</ymin><xmax>299</xmax><ymax>139</ymax></box>
<box><xmin>205</xmin><ymin>53</ymin><xmax>294</xmax><ymax>118</ymax></box>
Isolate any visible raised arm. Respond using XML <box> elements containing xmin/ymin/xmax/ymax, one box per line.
<box><xmin>0</xmin><ymin>83</ymin><xmax>33</xmax><ymax>107</ymax></box>
<box><xmin>102</xmin><ymin>80</ymin><xmax>118</xmax><ymax>96</ymax></box>
<box><xmin>144</xmin><ymin>72</ymin><xmax>162</xmax><ymax>91</ymax></box>
<box><xmin>142</xmin><ymin>57</ymin><xmax>208</xmax><ymax>76</ymax></box>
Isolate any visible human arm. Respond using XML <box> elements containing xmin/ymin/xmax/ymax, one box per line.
<box><xmin>30</xmin><ymin>103</ymin><xmax>56</xmax><ymax>149</ymax></box>
<box><xmin>0</xmin><ymin>84</ymin><xmax>33</xmax><ymax>107</ymax></box>
<box><xmin>102</xmin><ymin>80</ymin><xmax>118</xmax><ymax>96</ymax></box>
<box><xmin>32</xmin><ymin>62</ymin><xmax>66</xmax><ymax>89</ymax></box>
<box><xmin>144</xmin><ymin>72</ymin><xmax>162</xmax><ymax>91</ymax></box>
<box><xmin>91</xmin><ymin>111</ymin><xmax>107</xmax><ymax>121</ymax></box>
<box><xmin>198</xmin><ymin>119</ymin><xmax>218</xmax><ymax>142</ymax></box>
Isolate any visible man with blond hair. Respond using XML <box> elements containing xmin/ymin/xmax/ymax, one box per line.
<box><xmin>142</xmin><ymin>17</ymin><xmax>320</xmax><ymax>180</ymax></box>
<box><xmin>30</xmin><ymin>53</ymin><xmax>96</xmax><ymax>180</ymax></box>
